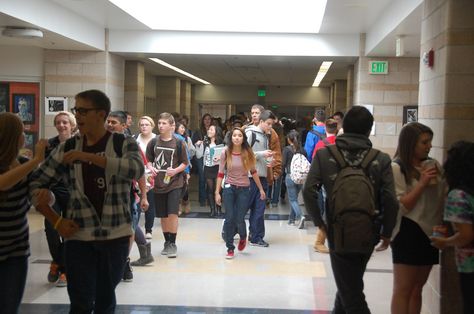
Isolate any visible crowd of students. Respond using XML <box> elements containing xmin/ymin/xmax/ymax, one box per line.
<box><xmin>0</xmin><ymin>88</ymin><xmax>473</xmax><ymax>314</ymax></box>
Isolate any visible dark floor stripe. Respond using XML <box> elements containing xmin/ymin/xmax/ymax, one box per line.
<box><xmin>19</xmin><ymin>304</ymin><xmax>330</xmax><ymax>314</ymax></box>
<box><xmin>180</xmin><ymin>212</ymin><xmax>290</xmax><ymax>220</ymax></box>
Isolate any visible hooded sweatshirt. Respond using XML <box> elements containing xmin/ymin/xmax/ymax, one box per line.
<box><xmin>245</xmin><ymin>125</ymin><xmax>269</xmax><ymax>177</ymax></box>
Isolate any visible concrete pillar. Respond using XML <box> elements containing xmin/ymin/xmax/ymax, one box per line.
<box><xmin>180</xmin><ymin>80</ymin><xmax>192</xmax><ymax>118</ymax></box>
<box><xmin>333</xmin><ymin>79</ymin><xmax>347</xmax><ymax>114</ymax></box>
<box><xmin>124</xmin><ymin>60</ymin><xmax>145</xmax><ymax>134</ymax></box>
<box><xmin>156</xmin><ymin>76</ymin><xmax>180</xmax><ymax>115</ymax></box>
<box><xmin>44</xmin><ymin>50</ymin><xmax>124</xmax><ymax>138</ymax></box>
<box><xmin>347</xmin><ymin>65</ymin><xmax>354</xmax><ymax>110</ymax></box>
<box><xmin>419</xmin><ymin>0</ymin><xmax>474</xmax><ymax>313</ymax></box>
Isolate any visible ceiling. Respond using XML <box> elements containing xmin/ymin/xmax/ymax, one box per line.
<box><xmin>0</xmin><ymin>0</ymin><xmax>423</xmax><ymax>87</ymax></box>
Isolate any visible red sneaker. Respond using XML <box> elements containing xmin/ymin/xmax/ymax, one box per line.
<box><xmin>226</xmin><ymin>250</ymin><xmax>234</xmax><ymax>259</ymax></box>
<box><xmin>238</xmin><ymin>238</ymin><xmax>247</xmax><ymax>251</ymax></box>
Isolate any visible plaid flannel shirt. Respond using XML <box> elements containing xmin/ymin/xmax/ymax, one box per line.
<box><xmin>29</xmin><ymin>134</ymin><xmax>144</xmax><ymax>241</ymax></box>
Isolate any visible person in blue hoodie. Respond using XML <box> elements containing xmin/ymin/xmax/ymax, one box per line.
<box><xmin>304</xmin><ymin>109</ymin><xmax>326</xmax><ymax>162</ymax></box>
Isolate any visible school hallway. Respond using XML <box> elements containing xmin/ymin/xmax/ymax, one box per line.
<box><xmin>20</xmin><ymin>180</ymin><xmax>397</xmax><ymax>314</ymax></box>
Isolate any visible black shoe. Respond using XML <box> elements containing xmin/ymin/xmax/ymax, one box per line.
<box><xmin>250</xmin><ymin>239</ymin><xmax>269</xmax><ymax>247</ymax></box>
<box><xmin>123</xmin><ymin>258</ymin><xmax>133</xmax><ymax>282</ymax></box>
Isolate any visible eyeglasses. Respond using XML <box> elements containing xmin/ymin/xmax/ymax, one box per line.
<box><xmin>71</xmin><ymin>107</ymin><xmax>98</xmax><ymax>116</ymax></box>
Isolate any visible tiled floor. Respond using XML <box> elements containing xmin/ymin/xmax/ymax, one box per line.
<box><xmin>21</xmin><ymin>198</ymin><xmax>395</xmax><ymax>314</ymax></box>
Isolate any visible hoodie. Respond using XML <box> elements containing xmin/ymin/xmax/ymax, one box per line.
<box><xmin>245</xmin><ymin>125</ymin><xmax>269</xmax><ymax>177</ymax></box>
<box><xmin>304</xmin><ymin>123</ymin><xmax>326</xmax><ymax>162</ymax></box>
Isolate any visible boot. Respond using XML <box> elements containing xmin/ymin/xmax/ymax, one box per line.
<box><xmin>209</xmin><ymin>205</ymin><xmax>216</xmax><ymax>218</ymax></box>
<box><xmin>216</xmin><ymin>205</ymin><xmax>222</xmax><ymax>217</ymax></box>
<box><xmin>130</xmin><ymin>242</ymin><xmax>154</xmax><ymax>266</ymax></box>
<box><xmin>314</xmin><ymin>229</ymin><xmax>329</xmax><ymax>253</ymax></box>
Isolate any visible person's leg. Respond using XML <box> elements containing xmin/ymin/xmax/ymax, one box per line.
<box><xmin>65</xmin><ymin>240</ymin><xmax>97</xmax><ymax>313</ymax></box>
<box><xmin>280</xmin><ymin>173</ymin><xmax>287</xmax><ymax>203</ymax></box>
<box><xmin>162</xmin><ymin>188</ymin><xmax>181</xmax><ymax>258</ymax></box>
<box><xmin>247</xmin><ymin>178</ymin><xmax>259</xmax><ymax>243</ymax></box>
<box><xmin>271</xmin><ymin>175</ymin><xmax>282</xmax><ymax>206</ymax></box>
<box><xmin>459</xmin><ymin>272</ymin><xmax>474</xmax><ymax>314</ymax></box>
<box><xmin>330</xmin><ymin>251</ymin><xmax>372</xmax><ymax>314</ymax></box>
<box><xmin>197</xmin><ymin>157</ymin><xmax>206</xmax><ymax>206</ymax></box>
<box><xmin>254</xmin><ymin>177</ymin><xmax>268</xmax><ymax>242</ymax></box>
<box><xmin>285</xmin><ymin>175</ymin><xmax>300</xmax><ymax>221</ymax></box>
<box><xmin>222</xmin><ymin>187</ymin><xmax>237</xmax><ymax>251</ymax></box>
<box><xmin>0</xmin><ymin>256</ymin><xmax>28</xmax><ymax>314</ymax></box>
<box><xmin>144</xmin><ymin>189</ymin><xmax>155</xmax><ymax>236</ymax></box>
<box><xmin>94</xmin><ymin>237</ymin><xmax>129</xmax><ymax>313</ymax></box>
<box><xmin>206</xmin><ymin>177</ymin><xmax>216</xmax><ymax>217</ymax></box>
<box><xmin>236</xmin><ymin>187</ymin><xmax>250</xmax><ymax>240</ymax></box>
<box><xmin>391</xmin><ymin>264</ymin><xmax>431</xmax><ymax>314</ymax></box>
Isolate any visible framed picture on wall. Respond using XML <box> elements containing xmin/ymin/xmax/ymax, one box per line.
<box><xmin>0</xmin><ymin>83</ymin><xmax>9</xmax><ymax>113</ymax></box>
<box><xmin>20</xmin><ymin>131</ymin><xmax>37</xmax><ymax>159</ymax></box>
<box><xmin>13</xmin><ymin>93</ymin><xmax>35</xmax><ymax>124</ymax></box>
<box><xmin>403</xmin><ymin>105</ymin><xmax>418</xmax><ymax>125</ymax></box>
<box><xmin>45</xmin><ymin>96</ymin><xmax>68</xmax><ymax>115</ymax></box>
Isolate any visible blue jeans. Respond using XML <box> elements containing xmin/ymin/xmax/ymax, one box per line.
<box><xmin>144</xmin><ymin>189</ymin><xmax>155</xmax><ymax>234</ymax></box>
<box><xmin>223</xmin><ymin>185</ymin><xmax>250</xmax><ymax>250</ymax></box>
<box><xmin>196</xmin><ymin>157</ymin><xmax>207</xmax><ymax>205</ymax></box>
<box><xmin>0</xmin><ymin>256</ymin><xmax>28</xmax><ymax>314</ymax></box>
<box><xmin>65</xmin><ymin>237</ymin><xmax>129</xmax><ymax>314</ymax></box>
<box><xmin>248</xmin><ymin>177</ymin><xmax>268</xmax><ymax>243</ymax></box>
<box><xmin>267</xmin><ymin>176</ymin><xmax>283</xmax><ymax>205</ymax></box>
<box><xmin>285</xmin><ymin>175</ymin><xmax>303</xmax><ymax>222</ymax></box>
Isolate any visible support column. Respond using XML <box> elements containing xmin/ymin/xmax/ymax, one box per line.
<box><xmin>333</xmin><ymin>79</ymin><xmax>347</xmax><ymax>114</ymax></box>
<box><xmin>180</xmin><ymin>80</ymin><xmax>192</xmax><ymax>118</ymax></box>
<box><xmin>124</xmin><ymin>61</ymin><xmax>145</xmax><ymax>133</ymax></box>
<box><xmin>419</xmin><ymin>1</ymin><xmax>474</xmax><ymax>313</ymax></box>
<box><xmin>156</xmin><ymin>76</ymin><xmax>180</xmax><ymax>115</ymax></box>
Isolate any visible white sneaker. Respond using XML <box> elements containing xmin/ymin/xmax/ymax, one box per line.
<box><xmin>145</xmin><ymin>232</ymin><xmax>152</xmax><ymax>240</ymax></box>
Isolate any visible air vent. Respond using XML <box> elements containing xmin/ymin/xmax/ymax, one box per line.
<box><xmin>1</xmin><ymin>27</ymin><xmax>43</xmax><ymax>39</ymax></box>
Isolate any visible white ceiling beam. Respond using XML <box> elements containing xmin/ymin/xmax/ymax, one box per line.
<box><xmin>109</xmin><ymin>31</ymin><xmax>359</xmax><ymax>57</ymax></box>
<box><xmin>365</xmin><ymin>0</ymin><xmax>422</xmax><ymax>56</ymax></box>
<box><xmin>0</xmin><ymin>0</ymin><xmax>105</xmax><ymax>50</ymax></box>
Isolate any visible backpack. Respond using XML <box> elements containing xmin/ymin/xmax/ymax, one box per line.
<box><xmin>289</xmin><ymin>152</ymin><xmax>311</xmax><ymax>184</ymax></box>
<box><xmin>64</xmin><ymin>133</ymin><xmax>125</xmax><ymax>157</ymax></box>
<box><xmin>310</xmin><ymin>129</ymin><xmax>330</xmax><ymax>146</ymax></box>
<box><xmin>327</xmin><ymin>145</ymin><xmax>379</xmax><ymax>254</ymax></box>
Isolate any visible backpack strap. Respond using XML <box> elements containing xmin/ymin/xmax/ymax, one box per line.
<box><xmin>310</xmin><ymin>129</ymin><xmax>327</xmax><ymax>141</ymax></box>
<box><xmin>250</xmin><ymin>130</ymin><xmax>258</xmax><ymax>148</ymax></box>
<box><xmin>360</xmin><ymin>149</ymin><xmax>379</xmax><ymax>170</ymax></box>
<box><xmin>327</xmin><ymin>145</ymin><xmax>347</xmax><ymax>168</ymax></box>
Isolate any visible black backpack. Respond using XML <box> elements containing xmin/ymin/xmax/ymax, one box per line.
<box><xmin>327</xmin><ymin>145</ymin><xmax>379</xmax><ymax>254</ymax></box>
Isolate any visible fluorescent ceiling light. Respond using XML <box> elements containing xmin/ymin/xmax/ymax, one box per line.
<box><xmin>109</xmin><ymin>0</ymin><xmax>327</xmax><ymax>33</ymax></box>
<box><xmin>312</xmin><ymin>61</ymin><xmax>333</xmax><ymax>87</ymax></box>
<box><xmin>149</xmin><ymin>58</ymin><xmax>211</xmax><ymax>85</ymax></box>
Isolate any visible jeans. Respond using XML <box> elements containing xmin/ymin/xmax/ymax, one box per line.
<box><xmin>144</xmin><ymin>189</ymin><xmax>155</xmax><ymax>234</ymax></box>
<box><xmin>268</xmin><ymin>176</ymin><xmax>283</xmax><ymax>205</ymax></box>
<box><xmin>285</xmin><ymin>175</ymin><xmax>303</xmax><ymax>222</ymax></box>
<box><xmin>196</xmin><ymin>157</ymin><xmax>207</xmax><ymax>205</ymax></box>
<box><xmin>330</xmin><ymin>251</ymin><xmax>373</xmax><ymax>314</ymax></box>
<box><xmin>65</xmin><ymin>237</ymin><xmax>129</xmax><ymax>314</ymax></box>
<box><xmin>0</xmin><ymin>256</ymin><xmax>28</xmax><ymax>314</ymax></box>
<box><xmin>248</xmin><ymin>177</ymin><xmax>268</xmax><ymax>243</ymax></box>
<box><xmin>223</xmin><ymin>185</ymin><xmax>250</xmax><ymax>250</ymax></box>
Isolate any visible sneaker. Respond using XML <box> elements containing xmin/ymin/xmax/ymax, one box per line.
<box><xmin>288</xmin><ymin>220</ymin><xmax>295</xmax><ymax>226</ymax></box>
<box><xmin>145</xmin><ymin>232</ymin><xmax>153</xmax><ymax>240</ymax></box>
<box><xmin>298</xmin><ymin>216</ymin><xmax>306</xmax><ymax>229</ymax></box>
<box><xmin>122</xmin><ymin>258</ymin><xmax>133</xmax><ymax>282</ymax></box>
<box><xmin>238</xmin><ymin>238</ymin><xmax>247</xmax><ymax>251</ymax></box>
<box><xmin>167</xmin><ymin>243</ymin><xmax>177</xmax><ymax>258</ymax></box>
<box><xmin>270</xmin><ymin>203</ymin><xmax>278</xmax><ymax>208</ymax></box>
<box><xmin>250</xmin><ymin>239</ymin><xmax>269</xmax><ymax>247</ymax></box>
<box><xmin>47</xmin><ymin>262</ymin><xmax>60</xmax><ymax>283</ymax></box>
<box><xmin>226</xmin><ymin>250</ymin><xmax>235</xmax><ymax>259</ymax></box>
<box><xmin>161</xmin><ymin>241</ymin><xmax>170</xmax><ymax>255</ymax></box>
<box><xmin>56</xmin><ymin>273</ymin><xmax>67</xmax><ymax>287</ymax></box>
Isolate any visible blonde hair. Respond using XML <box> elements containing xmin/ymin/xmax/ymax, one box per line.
<box><xmin>0</xmin><ymin>113</ymin><xmax>24</xmax><ymax>174</ymax></box>
<box><xmin>139</xmin><ymin>115</ymin><xmax>155</xmax><ymax>128</ymax></box>
<box><xmin>54</xmin><ymin>111</ymin><xmax>77</xmax><ymax>132</ymax></box>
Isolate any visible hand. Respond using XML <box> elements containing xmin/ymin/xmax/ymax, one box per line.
<box><xmin>63</xmin><ymin>150</ymin><xmax>89</xmax><ymax>165</ymax></box>
<box><xmin>56</xmin><ymin>218</ymin><xmax>80</xmax><ymax>238</ymax></box>
<box><xmin>419</xmin><ymin>166</ymin><xmax>438</xmax><ymax>186</ymax></box>
<box><xmin>215</xmin><ymin>193</ymin><xmax>222</xmax><ymax>206</ymax></box>
<box><xmin>430</xmin><ymin>236</ymin><xmax>448</xmax><ymax>249</ymax></box>
<box><xmin>196</xmin><ymin>140</ymin><xmax>203</xmax><ymax>146</ymax></box>
<box><xmin>263</xmin><ymin>150</ymin><xmax>274</xmax><ymax>158</ymax></box>
<box><xmin>259</xmin><ymin>189</ymin><xmax>266</xmax><ymax>201</ymax></box>
<box><xmin>166</xmin><ymin>167</ymin><xmax>178</xmax><ymax>177</ymax></box>
<box><xmin>147</xmin><ymin>164</ymin><xmax>158</xmax><ymax>176</ymax></box>
<box><xmin>140</xmin><ymin>197</ymin><xmax>149</xmax><ymax>211</ymax></box>
<box><xmin>375</xmin><ymin>236</ymin><xmax>390</xmax><ymax>252</ymax></box>
<box><xmin>34</xmin><ymin>139</ymin><xmax>48</xmax><ymax>162</ymax></box>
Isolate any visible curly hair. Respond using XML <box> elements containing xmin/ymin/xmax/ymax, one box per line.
<box><xmin>443</xmin><ymin>141</ymin><xmax>474</xmax><ymax>193</ymax></box>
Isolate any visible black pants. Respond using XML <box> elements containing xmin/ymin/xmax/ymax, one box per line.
<box><xmin>330</xmin><ymin>251</ymin><xmax>373</xmax><ymax>314</ymax></box>
<box><xmin>459</xmin><ymin>272</ymin><xmax>474</xmax><ymax>314</ymax></box>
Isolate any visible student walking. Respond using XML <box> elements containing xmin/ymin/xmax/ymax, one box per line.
<box><xmin>215</xmin><ymin>127</ymin><xmax>266</xmax><ymax>259</ymax></box>
<box><xmin>146</xmin><ymin>112</ymin><xmax>188</xmax><ymax>258</ymax></box>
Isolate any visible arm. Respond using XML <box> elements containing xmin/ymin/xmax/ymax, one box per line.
<box><xmin>215</xmin><ymin>150</ymin><xmax>227</xmax><ymax>206</ymax></box>
<box><xmin>398</xmin><ymin>165</ymin><xmax>437</xmax><ymax>211</ymax></box>
<box><xmin>137</xmin><ymin>174</ymin><xmax>149</xmax><ymax>211</ymax></box>
<box><xmin>378</xmin><ymin>157</ymin><xmax>399</xmax><ymax>240</ymax></box>
<box><xmin>270</xmin><ymin>129</ymin><xmax>282</xmax><ymax>178</ymax></box>
<box><xmin>251</xmin><ymin>170</ymin><xmax>266</xmax><ymax>200</ymax></box>
<box><xmin>431</xmin><ymin>223</ymin><xmax>474</xmax><ymax>249</ymax></box>
<box><xmin>166</xmin><ymin>141</ymin><xmax>189</xmax><ymax>177</ymax></box>
<box><xmin>302</xmin><ymin>150</ymin><xmax>325</xmax><ymax>229</ymax></box>
<box><xmin>106</xmin><ymin>137</ymin><xmax>145</xmax><ymax>181</ymax></box>
<box><xmin>62</xmin><ymin>151</ymin><xmax>107</xmax><ymax>168</ymax></box>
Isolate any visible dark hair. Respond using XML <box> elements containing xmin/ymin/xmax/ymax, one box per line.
<box><xmin>207</xmin><ymin>124</ymin><xmax>224</xmax><ymax>145</ymax></box>
<box><xmin>108</xmin><ymin>111</ymin><xmax>127</xmax><ymax>124</ymax></box>
<box><xmin>443</xmin><ymin>141</ymin><xmax>474</xmax><ymax>194</ymax></box>
<box><xmin>226</xmin><ymin>127</ymin><xmax>256</xmax><ymax>171</ymax></box>
<box><xmin>325</xmin><ymin>118</ymin><xmax>338</xmax><ymax>134</ymax></box>
<box><xmin>332</xmin><ymin>111</ymin><xmax>344</xmax><ymax>119</ymax></box>
<box><xmin>175</xmin><ymin>121</ymin><xmax>187</xmax><ymax>138</ymax></box>
<box><xmin>259</xmin><ymin>110</ymin><xmax>276</xmax><ymax>122</ymax></box>
<box><xmin>394</xmin><ymin>122</ymin><xmax>434</xmax><ymax>184</ymax></box>
<box><xmin>342</xmin><ymin>106</ymin><xmax>373</xmax><ymax>135</ymax></box>
<box><xmin>287</xmin><ymin>130</ymin><xmax>303</xmax><ymax>154</ymax></box>
<box><xmin>200</xmin><ymin>113</ymin><xmax>213</xmax><ymax>135</ymax></box>
<box><xmin>75</xmin><ymin>90</ymin><xmax>111</xmax><ymax>119</ymax></box>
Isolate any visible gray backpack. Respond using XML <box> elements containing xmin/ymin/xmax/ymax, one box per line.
<box><xmin>327</xmin><ymin>145</ymin><xmax>379</xmax><ymax>254</ymax></box>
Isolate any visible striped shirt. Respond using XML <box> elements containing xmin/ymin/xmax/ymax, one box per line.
<box><xmin>0</xmin><ymin>157</ymin><xmax>30</xmax><ymax>261</ymax></box>
<box><xmin>30</xmin><ymin>134</ymin><xmax>144</xmax><ymax>241</ymax></box>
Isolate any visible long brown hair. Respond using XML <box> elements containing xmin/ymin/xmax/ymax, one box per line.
<box><xmin>394</xmin><ymin>122</ymin><xmax>433</xmax><ymax>184</ymax></box>
<box><xmin>225</xmin><ymin>127</ymin><xmax>256</xmax><ymax>171</ymax></box>
<box><xmin>0</xmin><ymin>113</ymin><xmax>24</xmax><ymax>174</ymax></box>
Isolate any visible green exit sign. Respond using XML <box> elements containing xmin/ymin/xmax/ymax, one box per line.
<box><xmin>369</xmin><ymin>61</ymin><xmax>388</xmax><ymax>74</ymax></box>
<box><xmin>258</xmin><ymin>89</ymin><xmax>266</xmax><ymax>97</ymax></box>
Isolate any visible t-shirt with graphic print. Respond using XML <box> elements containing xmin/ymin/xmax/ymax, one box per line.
<box><xmin>444</xmin><ymin>189</ymin><xmax>474</xmax><ymax>273</ymax></box>
<box><xmin>146</xmin><ymin>136</ymin><xmax>188</xmax><ymax>194</ymax></box>
<box><xmin>82</xmin><ymin>131</ymin><xmax>111</xmax><ymax>220</ymax></box>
